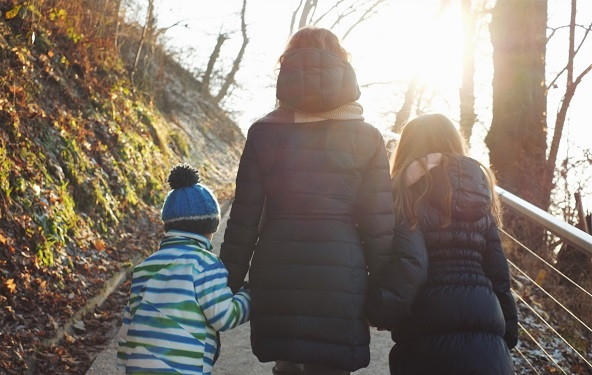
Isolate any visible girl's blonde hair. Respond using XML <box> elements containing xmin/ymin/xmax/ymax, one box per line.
<box><xmin>279</xmin><ymin>26</ymin><xmax>350</xmax><ymax>63</ymax></box>
<box><xmin>390</xmin><ymin>113</ymin><xmax>503</xmax><ymax>228</ymax></box>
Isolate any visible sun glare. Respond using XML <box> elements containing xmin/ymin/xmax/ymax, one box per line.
<box><xmin>343</xmin><ymin>2</ymin><xmax>465</xmax><ymax>129</ymax></box>
<box><xmin>412</xmin><ymin>6</ymin><xmax>464</xmax><ymax>94</ymax></box>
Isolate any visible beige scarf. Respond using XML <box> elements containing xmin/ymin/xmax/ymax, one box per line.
<box><xmin>256</xmin><ymin>101</ymin><xmax>364</xmax><ymax>124</ymax></box>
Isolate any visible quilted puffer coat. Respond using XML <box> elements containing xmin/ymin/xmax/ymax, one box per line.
<box><xmin>219</xmin><ymin>48</ymin><xmax>396</xmax><ymax>371</ymax></box>
<box><xmin>389</xmin><ymin>155</ymin><xmax>518</xmax><ymax>375</ymax></box>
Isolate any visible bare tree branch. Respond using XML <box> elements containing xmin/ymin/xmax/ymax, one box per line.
<box><xmin>547</xmin><ymin>20</ymin><xmax>592</xmax><ymax>90</ymax></box>
<box><xmin>160</xmin><ymin>19</ymin><xmax>189</xmax><ymax>32</ymax></box>
<box><xmin>329</xmin><ymin>0</ymin><xmax>366</xmax><ymax>29</ymax></box>
<box><xmin>309</xmin><ymin>0</ymin><xmax>320</xmax><ymax>24</ymax></box>
<box><xmin>289</xmin><ymin>0</ymin><xmax>385</xmax><ymax>40</ymax></box>
<box><xmin>360</xmin><ymin>80</ymin><xmax>393</xmax><ymax>88</ymax></box>
<box><xmin>289</xmin><ymin>0</ymin><xmax>305</xmax><ymax>35</ymax></box>
<box><xmin>547</xmin><ymin>23</ymin><xmax>592</xmax><ymax>42</ymax></box>
<box><xmin>298</xmin><ymin>0</ymin><xmax>317</xmax><ymax>29</ymax></box>
<box><xmin>201</xmin><ymin>32</ymin><xmax>228</xmax><ymax>95</ymax></box>
<box><xmin>342</xmin><ymin>0</ymin><xmax>386</xmax><ymax>39</ymax></box>
<box><xmin>215</xmin><ymin>0</ymin><xmax>249</xmax><ymax>103</ymax></box>
<box><xmin>574</xmin><ymin>62</ymin><xmax>592</xmax><ymax>85</ymax></box>
<box><xmin>312</xmin><ymin>0</ymin><xmax>348</xmax><ymax>25</ymax></box>
<box><xmin>546</xmin><ymin>0</ymin><xmax>592</xmax><ymax>186</ymax></box>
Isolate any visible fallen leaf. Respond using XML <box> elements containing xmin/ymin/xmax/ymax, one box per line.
<box><xmin>64</xmin><ymin>333</ymin><xmax>75</xmax><ymax>344</ymax></box>
<box><xmin>93</xmin><ymin>239</ymin><xmax>106</xmax><ymax>251</ymax></box>
<box><xmin>5</xmin><ymin>5</ymin><xmax>22</xmax><ymax>19</ymax></box>
<box><xmin>5</xmin><ymin>279</ymin><xmax>16</xmax><ymax>294</ymax></box>
<box><xmin>534</xmin><ymin>269</ymin><xmax>547</xmax><ymax>285</ymax></box>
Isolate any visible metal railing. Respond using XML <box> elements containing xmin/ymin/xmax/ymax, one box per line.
<box><xmin>382</xmin><ymin>130</ymin><xmax>592</xmax><ymax>374</ymax></box>
<box><xmin>496</xmin><ymin>187</ymin><xmax>592</xmax><ymax>256</ymax></box>
<box><xmin>496</xmin><ymin>189</ymin><xmax>592</xmax><ymax>374</ymax></box>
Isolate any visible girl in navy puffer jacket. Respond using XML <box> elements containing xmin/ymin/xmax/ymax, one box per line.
<box><xmin>385</xmin><ymin>113</ymin><xmax>518</xmax><ymax>375</ymax></box>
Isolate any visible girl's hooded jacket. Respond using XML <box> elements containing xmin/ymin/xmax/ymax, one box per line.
<box><xmin>219</xmin><ymin>47</ymin><xmax>396</xmax><ymax>371</ymax></box>
<box><xmin>389</xmin><ymin>154</ymin><xmax>518</xmax><ymax>375</ymax></box>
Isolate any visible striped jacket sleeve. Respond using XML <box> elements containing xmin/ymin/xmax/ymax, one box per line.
<box><xmin>195</xmin><ymin>261</ymin><xmax>251</xmax><ymax>331</ymax></box>
<box><xmin>115</xmin><ymin>304</ymin><xmax>131</xmax><ymax>373</ymax></box>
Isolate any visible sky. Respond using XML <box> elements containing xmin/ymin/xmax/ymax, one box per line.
<box><xmin>142</xmin><ymin>0</ymin><xmax>591</xmax><ymax>212</ymax></box>
<box><xmin>153</xmin><ymin>0</ymin><xmax>465</xmax><ymax>131</ymax></box>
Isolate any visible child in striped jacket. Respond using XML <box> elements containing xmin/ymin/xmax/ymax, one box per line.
<box><xmin>116</xmin><ymin>164</ymin><xmax>251</xmax><ymax>375</ymax></box>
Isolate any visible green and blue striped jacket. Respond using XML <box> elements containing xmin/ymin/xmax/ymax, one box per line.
<box><xmin>116</xmin><ymin>230</ymin><xmax>251</xmax><ymax>374</ymax></box>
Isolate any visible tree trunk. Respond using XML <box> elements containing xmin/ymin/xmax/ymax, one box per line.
<box><xmin>201</xmin><ymin>33</ymin><xmax>228</xmax><ymax>97</ymax></box>
<box><xmin>392</xmin><ymin>76</ymin><xmax>419</xmax><ymax>133</ymax></box>
<box><xmin>486</xmin><ymin>0</ymin><xmax>547</xmax><ymax>208</ymax></box>
<box><xmin>130</xmin><ymin>0</ymin><xmax>154</xmax><ymax>83</ymax></box>
<box><xmin>113</xmin><ymin>0</ymin><xmax>122</xmax><ymax>53</ymax></box>
<box><xmin>487</xmin><ymin>0</ymin><xmax>547</xmax><ymax>254</ymax></box>
<box><xmin>459</xmin><ymin>0</ymin><xmax>477</xmax><ymax>144</ymax></box>
<box><xmin>140</xmin><ymin>14</ymin><xmax>159</xmax><ymax>90</ymax></box>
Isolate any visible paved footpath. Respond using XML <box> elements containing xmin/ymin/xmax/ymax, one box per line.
<box><xmin>86</xmin><ymin>209</ymin><xmax>393</xmax><ymax>375</ymax></box>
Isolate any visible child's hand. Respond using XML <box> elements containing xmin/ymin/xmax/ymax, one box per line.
<box><xmin>366</xmin><ymin>319</ymin><xmax>388</xmax><ymax>331</ymax></box>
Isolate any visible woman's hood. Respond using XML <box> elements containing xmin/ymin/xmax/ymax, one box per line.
<box><xmin>276</xmin><ymin>47</ymin><xmax>361</xmax><ymax>113</ymax></box>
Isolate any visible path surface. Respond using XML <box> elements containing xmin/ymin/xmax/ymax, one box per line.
<box><xmin>86</xmin><ymin>209</ymin><xmax>393</xmax><ymax>375</ymax></box>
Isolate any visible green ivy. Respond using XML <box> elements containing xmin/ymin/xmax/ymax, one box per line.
<box><xmin>0</xmin><ymin>141</ymin><xmax>13</xmax><ymax>199</ymax></box>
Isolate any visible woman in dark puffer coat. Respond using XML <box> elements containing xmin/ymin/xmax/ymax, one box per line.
<box><xmin>386</xmin><ymin>113</ymin><xmax>518</xmax><ymax>375</ymax></box>
<box><xmin>220</xmin><ymin>27</ymin><xmax>410</xmax><ymax>374</ymax></box>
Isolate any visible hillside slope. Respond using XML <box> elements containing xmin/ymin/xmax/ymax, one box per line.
<box><xmin>0</xmin><ymin>2</ymin><xmax>244</xmax><ymax>373</ymax></box>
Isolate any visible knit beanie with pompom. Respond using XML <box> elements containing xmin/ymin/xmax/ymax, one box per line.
<box><xmin>161</xmin><ymin>164</ymin><xmax>220</xmax><ymax>235</ymax></box>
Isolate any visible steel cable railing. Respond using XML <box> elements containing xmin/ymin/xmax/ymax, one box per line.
<box><xmin>496</xmin><ymin>189</ymin><xmax>592</xmax><ymax>373</ymax></box>
<box><xmin>515</xmin><ymin>346</ymin><xmax>543</xmax><ymax>375</ymax></box>
<box><xmin>506</xmin><ymin>251</ymin><xmax>592</xmax><ymax>335</ymax></box>
<box><xmin>512</xmin><ymin>285</ymin><xmax>592</xmax><ymax>368</ymax></box>
<box><xmin>500</xmin><ymin>228</ymin><xmax>592</xmax><ymax>300</ymax></box>
<box><xmin>517</xmin><ymin>321</ymin><xmax>570</xmax><ymax>375</ymax></box>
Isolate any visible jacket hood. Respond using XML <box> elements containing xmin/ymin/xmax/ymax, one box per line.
<box><xmin>276</xmin><ymin>47</ymin><xmax>361</xmax><ymax>112</ymax></box>
<box><xmin>423</xmin><ymin>155</ymin><xmax>492</xmax><ymax>222</ymax></box>
<box><xmin>448</xmin><ymin>155</ymin><xmax>491</xmax><ymax>220</ymax></box>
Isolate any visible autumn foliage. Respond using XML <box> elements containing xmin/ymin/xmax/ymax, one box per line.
<box><xmin>0</xmin><ymin>0</ymin><xmax>186</xmax><ymax>373</ymax></box>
